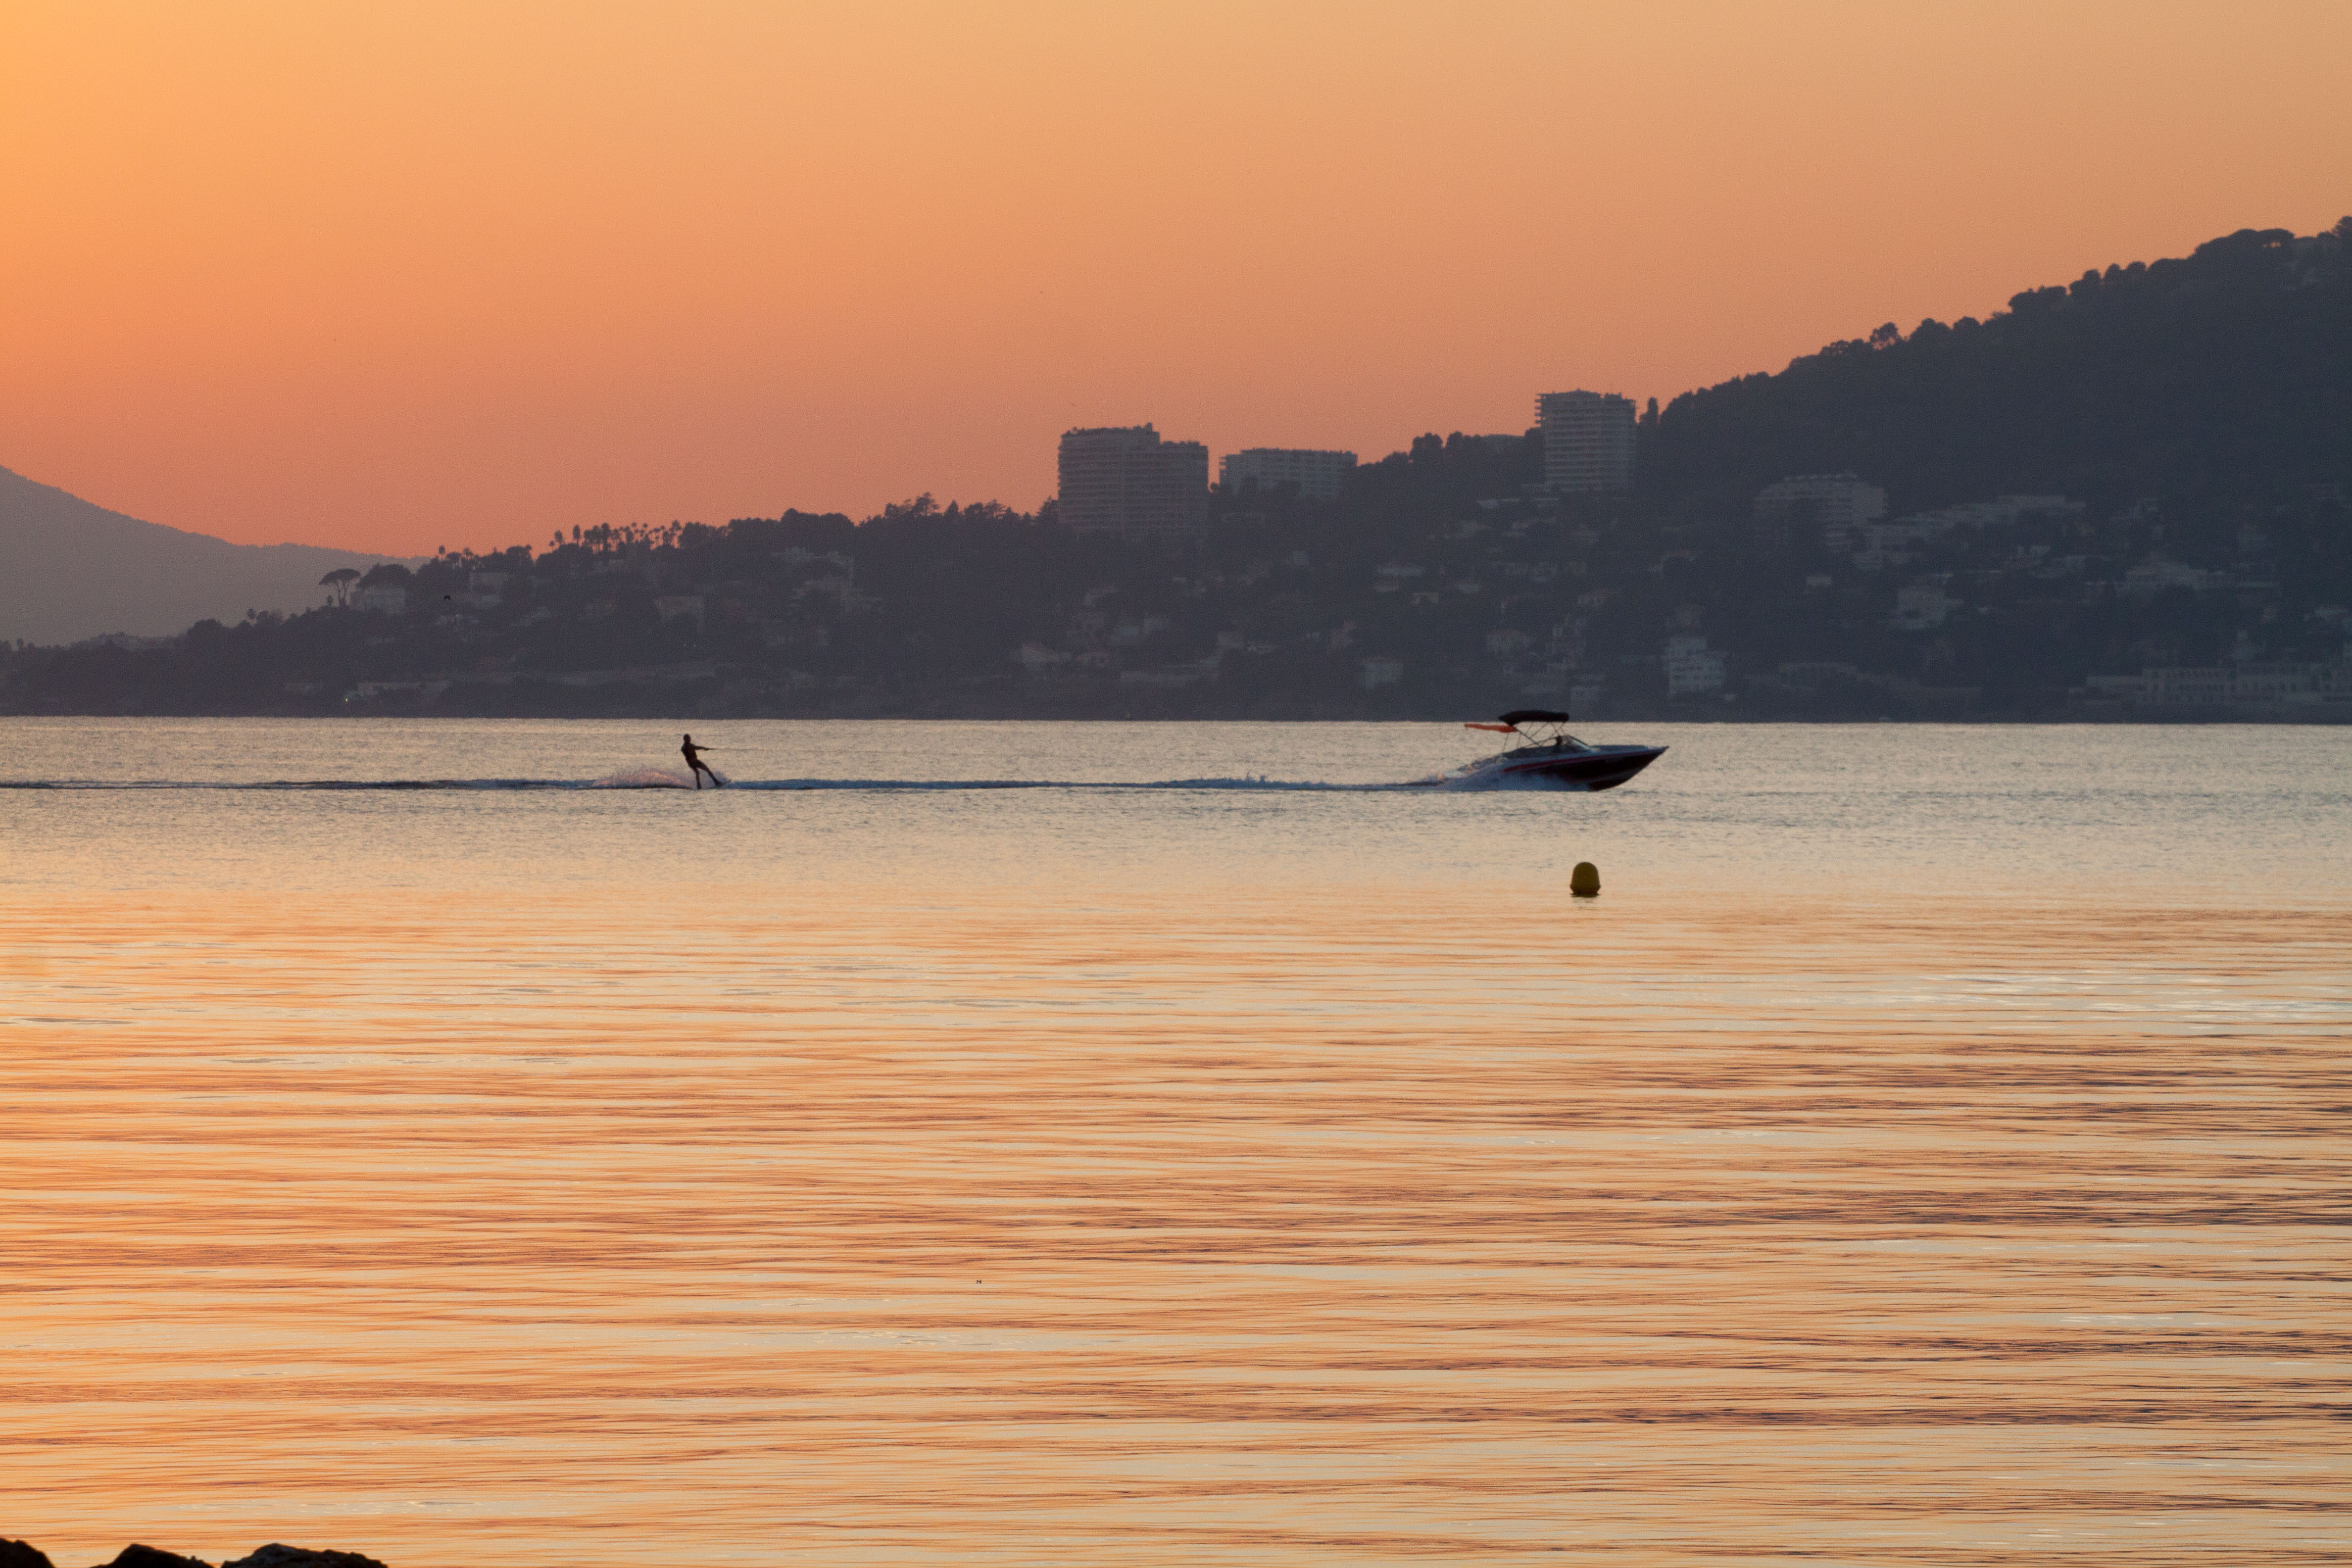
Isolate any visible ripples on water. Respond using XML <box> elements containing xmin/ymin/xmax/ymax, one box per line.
<box><xmin>2</xmin><ymin>720</ymin><xmax>2347</xmax><ymax>1566</ymax></box>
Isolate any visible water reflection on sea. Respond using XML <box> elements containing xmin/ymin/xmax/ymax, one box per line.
<box><xmin>2</xmin><ymin>720</ymin><xmax>2347</xmax><ymax>1566</ymax></box>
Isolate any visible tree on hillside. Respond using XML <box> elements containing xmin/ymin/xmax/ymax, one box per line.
<box><xmin>319</xmin><ymin>568</ymin><xmax>360</xmax><ymax>606</ymax></box>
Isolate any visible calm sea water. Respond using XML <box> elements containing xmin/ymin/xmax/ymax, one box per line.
<box><xmin>2</xmin><ymin>720</ymin><xmax>2347</xmax><ymax>1566</ymax></box>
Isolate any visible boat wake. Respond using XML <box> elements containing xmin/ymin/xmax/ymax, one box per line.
<box><xmin>3</xmin><ymin>774</ymin><xmax>1440</xmax><ymax>794</ymax></box>
<box><xmin>591</xmin><ymin>767</ymin><xmax>722</xmax><ymax>789</ymax></box>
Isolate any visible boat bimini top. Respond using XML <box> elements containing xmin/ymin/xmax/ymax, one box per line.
<box><xmin>1464</xmin><ymin>709</ymin><xmax>1593</xmax><ymax>751</ymax></box>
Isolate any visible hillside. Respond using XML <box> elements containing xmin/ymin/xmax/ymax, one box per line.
<box><xmin>1644</xmin><ymin>222</ymin><xmax>2352</xmax><ymax>527</ymax></box>
<box><xmin>0</xmin><ymin>467</ymin><xmax>414</xmax><ymax>644</ymax></box>
<box><xmin>3</xmin><ymin>221</ymin><xmax>2347</xmax><ymax>720</ymax></box>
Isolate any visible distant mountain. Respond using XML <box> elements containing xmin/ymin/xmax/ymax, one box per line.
<box><xmin>0</xmin><ymin>467</ymin><xmax>417</xmax><ymax>644</ymax></box>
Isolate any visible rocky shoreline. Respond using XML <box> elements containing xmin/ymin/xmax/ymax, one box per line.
<box><xmin>3</xmin><ymin>1542</ymin><xmax>383</xmax><ymax>1568</ymax></box>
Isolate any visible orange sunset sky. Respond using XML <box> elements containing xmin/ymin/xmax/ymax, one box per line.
<box><xmin>4</xmin><ymin>0</ymin><xmax>2348</xmax><ymax>556</ymax></box>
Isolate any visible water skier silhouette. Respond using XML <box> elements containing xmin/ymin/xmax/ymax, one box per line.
<box><xmin>681</xmin><ymin>733</ymin><xmax>722</xmax><ymax>789</ymax></box>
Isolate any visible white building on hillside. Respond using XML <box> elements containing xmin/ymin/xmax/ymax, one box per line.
<box><xmin>1220</xmin><ymin>447</ymin><xmax>1357</xmax><ymax>501</ymax></box>
<box><xmin>1536</xmin><ymin>391</ymin><xmax>1636</xmax><ymax>493</ymax></box>
<box><xmin>1664</xmin><ymin>634</ymin><xmax>1725</xmax><ymax>696</ymax></box>
<box><xmin>2121</xmin><ymin>558</ymin><xmax>2216</xmax><ymax>598</ymax></box>
<box><xmin>1753</xmin><ymin>474</ymin><xmax>1887</xmax><ymax>549</ymax></box>
<box><xmin>1058</xmin><ymin>425</ymin><xmax>1211</xmax><ymax>543</ymax></box>
<box><xmin>1893</xmin><ymin>582</ymin><xmax>1960</xmax><ymax>630</ymax></box>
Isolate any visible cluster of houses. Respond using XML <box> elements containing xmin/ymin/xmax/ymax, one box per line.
<box><xmin>313</xmin><ymin>448</ymin><xmax>2347</xmax><ymax>718</ymax></box>
<box><xmin>1753</xmin><ymin>473</ymin><xmax>2351</xmax><ymax>718</ymax></box>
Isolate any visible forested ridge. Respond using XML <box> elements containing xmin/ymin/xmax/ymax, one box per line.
<box><xmin>6</xmin><ymin>222</ymin><xmax>2347</xmax><ymax>721</ymax></box>
<box><xmin>1644</xmin><ymin>221</ymin><xmax>2352</xmax><ymax>523</ymax></box>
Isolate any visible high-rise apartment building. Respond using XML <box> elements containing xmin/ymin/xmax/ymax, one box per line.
<box><xmin>1536</xmin><ymin>391</ymin><xmax>1636</xmax><ymax>493</ymax></box>
<box><xmin>1057</xmin><ymin>425</ymin><xmax>1210</xmax><ymax>543</ymax></box>
<box><xmin>1219</xmin><ymin>447</ymin><xmax>1358</xmax><ymax>502</ymax></box>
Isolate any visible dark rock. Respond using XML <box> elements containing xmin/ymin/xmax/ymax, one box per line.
<box><xmin>220</xmin><ymin>1549</ymin><xmax>386</xmax><ymax>1568</ymax></box>
<box><xmin>96</xmin><ymin>1550</ymin><xmax>209</xmax><ymax>1568</ymax></box>
<box><xmin>0</xmin><ymin>1539</ymin><xmax>56</xmax><ymax>1568</ymax></box>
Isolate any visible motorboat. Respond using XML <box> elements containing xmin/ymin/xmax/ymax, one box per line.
<box><xmin>1412</xmin><ymin>709</ymin><xmax>1665</xmax><ymax>791</ymax></box>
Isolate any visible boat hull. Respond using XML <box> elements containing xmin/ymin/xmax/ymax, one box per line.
<box><xmin>1415</xmin><ymin>743</ymin><xmax>1666</xmax><ymax>791</ymax></box>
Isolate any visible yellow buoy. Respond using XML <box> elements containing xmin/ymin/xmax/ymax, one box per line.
<box><xmin>1569</xmin><ymin>861</ymin><xmax>1601</xmax><ymax>897</ymax></box>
